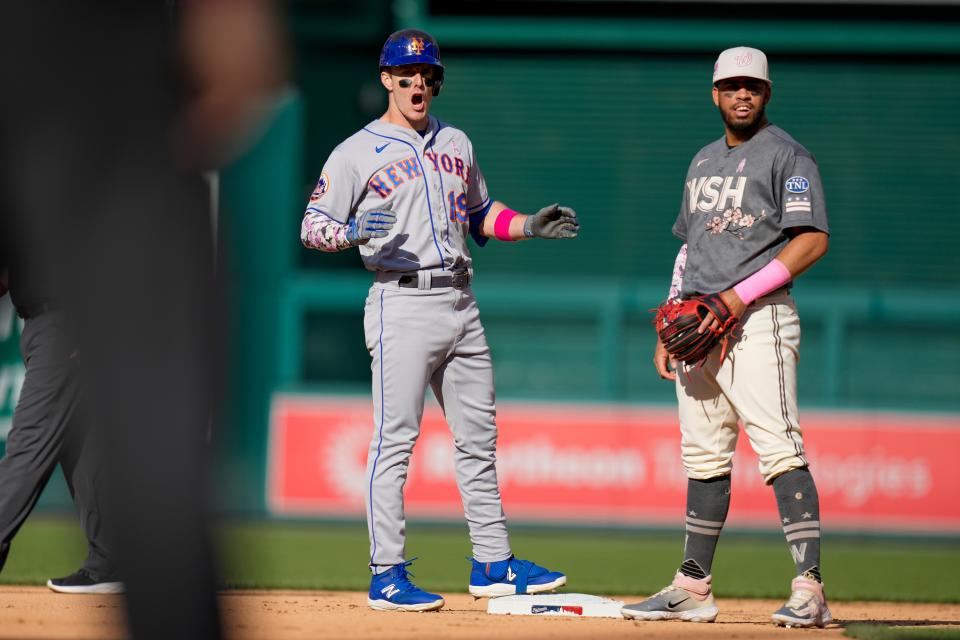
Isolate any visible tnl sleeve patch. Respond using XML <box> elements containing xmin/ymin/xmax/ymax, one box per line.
<box><xmin>784</xmin><ymin>176</ymin><xmax>809</xmax><ymax>194</ymax></box>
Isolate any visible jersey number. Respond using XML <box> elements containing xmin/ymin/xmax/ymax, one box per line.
<box><xmin>447</xmin><ymin>190</ymin><xmax>468</xmax><ymax>223</ymax></box>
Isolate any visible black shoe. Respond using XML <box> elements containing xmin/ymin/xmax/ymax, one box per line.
<box><xmin>47</xmin><ymin>568</ymin><xmax>125</xmax><ymax>594</ymax></box>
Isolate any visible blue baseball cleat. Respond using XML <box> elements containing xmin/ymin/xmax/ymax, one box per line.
<box><xmin>368</xmin><ymin>559</ymin><xmax>445</xmax><ymax>612</ymax></box>
<box><xmin>468</xmin><ymin>555</ymin><xmax>567</xmax><ymax>598</ymax></box>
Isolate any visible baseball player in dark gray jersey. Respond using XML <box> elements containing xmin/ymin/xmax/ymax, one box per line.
<box><xmin>622</xmin><ymin>47</ymin><xmax>831</xmax><ymax>628</ymax></box>
<box><xmin>301</xmin><ymin>29</ymin><xmax>576</xmax><ymax>612</ymax></box>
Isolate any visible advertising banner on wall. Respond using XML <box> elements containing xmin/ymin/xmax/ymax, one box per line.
<box><xmin>268</xmin><ymin>394</ymin><xmax>960</xmax><ymax>533</ymax></box>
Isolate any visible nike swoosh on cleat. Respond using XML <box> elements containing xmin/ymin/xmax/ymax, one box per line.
<box><xmin>668</xmin><ymin>597</ymin><xmax>689</xmax><ymax>608</ymax></box>
<box><xmin>375</xmin><ymin>143</ymin><xmax>390</xmax><ymax>153</ymax></box>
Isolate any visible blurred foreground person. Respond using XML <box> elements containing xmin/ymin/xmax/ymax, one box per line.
<box><xmin>0</xmin><ymin>2</ymin><xmax>286</xmax><ymax>638</ymax></box>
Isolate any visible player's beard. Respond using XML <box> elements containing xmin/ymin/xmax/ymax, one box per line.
<box><xmin>720</xmin><ymin>101</ymin><xmax>767</xmax><ymax>136</ymax></box>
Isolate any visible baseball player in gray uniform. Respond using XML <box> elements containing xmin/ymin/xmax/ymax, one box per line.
<box><xmin>301</xmin><ymin>29</ymin><xmax>578</xmax><ymax>612</ymax></box>
<box><xmin>622</xmin><ymin>47</ymin><xmax>831</xmax><ymax>628</ymax></box>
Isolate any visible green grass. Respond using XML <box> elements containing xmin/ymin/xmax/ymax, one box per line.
<box><xmin>3</xmin><ymin>516</ymin><xmax>959</xmax><ymax>603</ymax></box>
<box><xmin>0</xmin><ymin>516</ymin><xmax>89</xmax><ymax>584</ymax></box>
<box><xmin>845</xmin><ymin>624</ymin><xmax>960</xmax><ymax>640</ymax></box>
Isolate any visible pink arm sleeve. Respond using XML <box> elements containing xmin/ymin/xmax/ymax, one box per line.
<box><xmin>733</xmin><ymin>258</ymin><xmax>792</xmax><ymax>305</ymax></box>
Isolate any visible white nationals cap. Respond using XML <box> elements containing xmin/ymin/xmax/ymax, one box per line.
<box><xmin>713</xmin><ymin>46</ymin><xmax>771</xmax><ymax>84</ymax></box>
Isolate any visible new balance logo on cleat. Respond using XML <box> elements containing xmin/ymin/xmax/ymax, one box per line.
<box><xmin>381</xmin><ymin>584</ymin><xmax>400</xmax><ymax>598</ymax></box>
<box><xmin>367</xmin><ymin>560</ymin><xmax>445</xmax><ymax>612</ymax></box>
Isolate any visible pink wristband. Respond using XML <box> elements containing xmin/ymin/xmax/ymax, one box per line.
<box><xmin>733</xmin><ymin>258</ymin><xmax>792</xmax><ymax>305</ymax></box>
<box><xmin>493</xmin><ymin>208</ymin><xmax>519</xmax><ymax>241</ymax></box>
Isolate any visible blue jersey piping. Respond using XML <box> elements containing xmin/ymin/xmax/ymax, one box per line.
<box><xmin>368</xmin><ymin>289</ymin><xmax>386</xmax><ymax>566</ymax></box>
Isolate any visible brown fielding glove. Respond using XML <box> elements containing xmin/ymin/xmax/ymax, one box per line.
<box><xmin>653</xmin><ymin>293</ymin><xmax>742</xmax><ymax>366</ymax></box>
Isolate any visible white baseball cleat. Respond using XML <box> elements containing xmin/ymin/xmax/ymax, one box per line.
<box><xmin>621</xmin><ymin>572</ymin><xmax>719</xmax><ymax>622</ymax></box>
<box><xmin>771</xmin><ymin>576</ymin><xmax>833</xmax><ymax>628</ymax></box>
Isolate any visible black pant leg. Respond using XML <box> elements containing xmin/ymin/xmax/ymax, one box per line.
<box><xmin>0</xmin><ymin>313</ymin><xmax>80</xmax><ymax>571</ymax></box>
<box><xmin>59</xmin><ymin>395</ymin><xmax>115</xmax><ymax>580</ymax></box>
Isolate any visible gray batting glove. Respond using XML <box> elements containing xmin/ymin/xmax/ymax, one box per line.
<box><xmin>346</xmin><ymin>210</ymin><xmax>397</xmax><ymax>246</ymax></box>
<box><xmin>523</xmin><ymin>203</ymin><xmax>579</xmax><ymax>239</ymax></box>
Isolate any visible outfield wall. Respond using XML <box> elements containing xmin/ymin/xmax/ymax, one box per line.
<box><xmin>244</xmin><ymin>1</ymin><xmax>960</xmax><ymax>521</ymax></box>
<box><xmin>2</xmin><ymin>3</ymin><xmax>959</xmax><ymax>522</ymax></box>
<box><xmin>267</xmin><ymin>394</ymin><xmax>960</xmax><ymax>534</ymax></box>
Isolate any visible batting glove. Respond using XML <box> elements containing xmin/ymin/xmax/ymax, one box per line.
<box><xmin>523</xmin><ymin>203</ymin><xmax>579</xmax><ymax>239</ymax></box>
<box><xmin>346</xmin><ymin>210</ymin><xmax>397</xmax><ymax>246</ymax></box>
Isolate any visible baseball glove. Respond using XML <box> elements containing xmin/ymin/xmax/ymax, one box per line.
<box><xmin>653</xmin><ymin>293</ymin><xmax>741</xmax><ymax>366</ymax></box>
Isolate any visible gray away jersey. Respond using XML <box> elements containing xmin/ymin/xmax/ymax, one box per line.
<box><xmin>305</xmin><ymin>115</ymin><xmax>490</xmax><ymax>272</ymax></box>
<box><xmin>673</xmin><ymin>124</ymin><xmax>829</xmax><ymax>296</ymax></box>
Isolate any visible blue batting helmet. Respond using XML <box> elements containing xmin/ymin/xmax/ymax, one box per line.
<box><xmin>379</xmin><ymin>29</ymin><xmax>445</xmax><ymax>96</ymax></box>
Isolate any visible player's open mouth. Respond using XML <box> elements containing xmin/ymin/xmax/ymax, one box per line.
<box><xmin>733</xmin><ymin>104</ymin><xmax>752</xmax><ymax>116</ymax></box>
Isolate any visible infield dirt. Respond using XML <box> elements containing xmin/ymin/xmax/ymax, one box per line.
<box><xmin>1</xmin><ymin>587</ymin><xmax>958</xmax><ymax>639</ymax></box>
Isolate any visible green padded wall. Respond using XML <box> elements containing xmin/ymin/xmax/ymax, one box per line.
<box><xmin>282</xmin><ymin>3</ymin><xmax>960</xmax><ymax>418</ymax></box>
<box><xmin>295</xmin><ymin>49</ymin><xmax>960</xmax><ymax>287</ymax></box>
<box><xmin>429</xmin><ymin>52</ymin><xmax>960</xmax><ymax>286</ymax></box>
<box><xmin>290</xmin><ymin>49</ymin><xmax>960</xmax><ymax>411</ymax></box>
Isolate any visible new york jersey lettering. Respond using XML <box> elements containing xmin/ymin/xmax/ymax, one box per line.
<box><xmin>366</xmin><ymin>156</ymin><xmax>424</xmax><ymax>197</ymax></box>
<box><xmin>369</xmin><ymin>153</ymin><xmax>470</xmax><ymax>199</ymax></box>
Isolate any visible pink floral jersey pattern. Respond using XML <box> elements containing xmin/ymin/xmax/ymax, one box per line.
<box><xmin>301</xmin><ymin>212</ymin><xmax>351</xmax><ymax>252</ymax></box>
<box><xmin>705</xmin><ymin>207</ymin><xmax>766</xmax><ymax>240</ymax></box>
<box><xmin>668</xmin><ymin>243</ymin><xmax>688</xmax><ymax>302</ymax></box>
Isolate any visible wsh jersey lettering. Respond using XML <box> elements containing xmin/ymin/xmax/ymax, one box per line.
<box><xmin>686</xmin><ymin>176</ymin><xmax>748</xmax><ymax>213</ymax></box>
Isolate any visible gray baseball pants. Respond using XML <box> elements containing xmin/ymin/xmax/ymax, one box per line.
<box><xmin>363</xmin><ymin>282</ymin><xmax>511</xmax><ymax>571</ymax></box>
<box><xmin>0</xmin><ymin>311</ymin><xmax>113</xmax><ymax>578</ymax></box>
